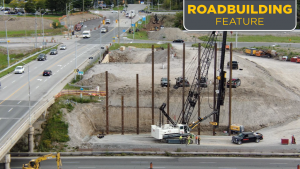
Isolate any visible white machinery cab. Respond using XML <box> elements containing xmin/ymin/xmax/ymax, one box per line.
<box><xmin>151</xmin><ymin>124</ymin><xmax>189</xmax><ymax>139</ymax></box>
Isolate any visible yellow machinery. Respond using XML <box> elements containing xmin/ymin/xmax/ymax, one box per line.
<box><xmin>244</xmin><ymin>48</ymin><xmax>257</xmax><ymax>56</ymax></box>
<box><xmin>22</xmin><ymin>153</ymin><xmax>62</xmax><ymax>169</ymax></box>
<box><xmin>230</xmin><ymin>124</ymin><xmax>244</xmax><ymax>134</ymax></box>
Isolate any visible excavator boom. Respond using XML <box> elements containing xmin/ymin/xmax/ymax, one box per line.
<box><xmin>22</xmin><ymin>152</ymin><xmax>62</xmax><ymax>169</ymax></box>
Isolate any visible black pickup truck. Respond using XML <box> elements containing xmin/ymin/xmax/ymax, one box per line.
<box><xmin>232</xmin><ymin>132</ymin><xmax>263</xmax><ymax>145</ymax></box>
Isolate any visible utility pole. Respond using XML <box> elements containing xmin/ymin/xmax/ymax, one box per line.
<box><xmin>75</xmin><ymin>41</ymin><xmax>77</xmax><ymax>80</ymax></box>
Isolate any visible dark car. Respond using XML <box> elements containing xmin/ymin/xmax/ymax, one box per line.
<box><xmin>199</xmin><ymin>77</ymin><xmax>208</xmax><ymax>88</ymax></box>
<box><xmin>43</xmin><ymin>70</ymin><xmax>52</xmax><ymax>76</ymax></box>
<box><xmin>138</xmin><ymin>10</ymin><xmax>145</xmax><ymax>13</ymax></box>
<box><xmin>37</xmin><ymin>54</ymin><xmax>47</xmax><ymax>61</ymax></box>
<box><xmin>227</xmin><ymin>78</ymin><xmax>241</xmax><ymax>88</ymax></box>
<box><xmin>161</xmin><ymin>77</ymin><xmax>170</xmax><ymax>87</ymax></box>
<box><xmin>173</xmin><ymin>39</ymin><xmax>184</xmax><ymax>43</ymax></box>
<box><xmin>50</xmin><ymin>49</ymin><xmax>58</xmax><ymax>55</ymax></box>
<box><xmin>232</xmin><ymin>132</ymin><xmax>263</xmax><ymax>145</ymax></box>
<box><xmin>175</xmin><ymin>77</ymin><xmax>190</xmax><ymax>87</ymax></box>
<box><xmin>227</xmin><ymin>61</ymin><xmax>239</xmax><ymax>69</ymax></box>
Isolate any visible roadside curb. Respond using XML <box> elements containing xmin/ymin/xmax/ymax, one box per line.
<box><xmin>9</xmin><ymin>151</ymin><xmax>300</xmax><ymax>157</ymax></box>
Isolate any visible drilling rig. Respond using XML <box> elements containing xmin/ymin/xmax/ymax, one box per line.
<box><xmin>151</xmin><ymin>31</ymin><xmax>228</xmax><ymax>142</ymax></box>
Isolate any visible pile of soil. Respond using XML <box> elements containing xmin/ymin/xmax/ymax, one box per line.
<box><xmin>75</xmin><ymin>72</ymin><xmax>119</xmax><ymax>87</ymax></box>
<box><xmin>148</xmin><ymin>28</ymin><xmax>194</xmax><ymax>41</ymax></box>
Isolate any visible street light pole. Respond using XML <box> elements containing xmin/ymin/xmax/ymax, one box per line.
<box><xmin>42</xmin><ymin>12</ymin><xmax>46</xmax><ymax>48</ymax></box>
<box><xmin>5</xmin><ymin>20</ymin><xmax>10</xmax><ymax>67</ymax></box>
<box><xmin>118</xmin><ymin>0</ymin><xmax>120</xmax><ymax>44</ymax></box>
<box><xmin>28</xmin><ymin>65</ymin><xmax>31</xmax><ymax>126</ymax></box>
<box><xmin>35</xmin><ymin>13</ymin><xmax>37</xmax><ymax>48</ymax></box>
<box><xmin>75</xmin><ymin>41</ymin><xmax>77</xmax><ymax>80</ymax></box>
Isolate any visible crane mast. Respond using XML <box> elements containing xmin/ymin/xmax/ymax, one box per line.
<box><xmin>177</xmin><ymin>31</ymin><xmax>218</xmax><ymax>125</ymax></box>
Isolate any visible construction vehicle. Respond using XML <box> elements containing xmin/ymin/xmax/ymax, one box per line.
<box><xmin>297</xmin><ymin>57</ymin><xmax>300</xmax><ymax>63</ymax></box>
<box><xmin>151</xmin><ymin>31</ymin><xmax>228</xmax><ymax>143</ymax></box>
<box><xmin>245</xmin><ymin>48</ymin><xmax>257</xmax><ymax>56</ymax></box>
<box><xmin>22</xmin><ymin>153</ymin><xmax>62</xmax><ymax>169</ymax></box>
<box><xmin>230</xmin><ymin>124</ymin><xmax>244</xmax><ymax>134</ymax></box>
<box><xmin>255</xmin><ymin>49</ymin><xmax>277</xmax><ymax>58</ymax></box>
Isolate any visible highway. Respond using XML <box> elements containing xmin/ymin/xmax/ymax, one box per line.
<box><xmin>9</xmin><ymin>157</ymin><xmax>300</xmax><ymax>169</ymax></box>
<box><xmin>0</xmin><ymin>4</ymin><xmax>146</xmax><ymax>160</ymax></box>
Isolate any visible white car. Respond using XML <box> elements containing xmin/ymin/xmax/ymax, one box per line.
<box><xmin>60</xmin><ymin>45</ymin><xmax>67</xmax><ymax>50</ymax></box>
<box><xmin>14</xmin><ymin>66</ymin><xmax>25</xmax><ymax>74</ymax></box>
<box><xmin>105</xmin><ymin>19</ymin><xmax>110</xmax><ymax>24</ymax></box>
<box><xmin>101</xmin><ymin>28</ymin><xmax>107</xmax><ymax>33</ymax></box>
<box><xmin>111</xmin><ymin>11</ymin><xmax>118</xmax><ymax>13</ymax></box>
<box><xmin>126</xmin><ymin>13</ymin><xmax>129</xmax><ymax>17</ymax></box>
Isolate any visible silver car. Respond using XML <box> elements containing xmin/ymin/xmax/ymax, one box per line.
<box><xmin>50</xmin><ymin>49</ymin><xmax>58</xmax><ymax>55</ymax></box>
<box><xmin>60</xmin><ymin>45</ymin><xmax>67</xmax><ymax>50</ymax></box>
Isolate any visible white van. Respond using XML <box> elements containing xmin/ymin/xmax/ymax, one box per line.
<box><xmin>82</xmin><ymin>30</ymin><xmax>91</xmax><ymax>38</ymax></box>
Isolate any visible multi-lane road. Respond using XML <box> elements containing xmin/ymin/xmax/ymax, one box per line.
<box><xmin>0</xmin><ymin>4</ymin><xmax>146</xmax><ymax>160</ymax></box>
<box><xmin>9</xmin><ymin>157</ymin><xmax>300</xmax><ymax>169</ymax></box>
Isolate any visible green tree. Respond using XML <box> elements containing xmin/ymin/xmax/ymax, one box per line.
<box><xmin>73</xmin><ymin>0</ymin><xmax>92</xmax><ymax>11</ymax></box>
<box><xmin>5</xmin><ymin>0</ymin><xmax>11</xmax><ymax>4</ymax></box>
<box><xmin>9</xmin><ymin>0</ymin><xmax>18</xmax><ymax>8</ymax></box>
<box><xmin>174</xmin><ymin>11</ymin><xmax>184</xmax><ymax>30</ymax></box>
<box><xmin>36</xmin><ymin>0</ymin><xmax>46</xmax><ymax>11</ymax></box>
<box><xmin>25</xmin><ymin>0</ymin><xmax>36</xmax><ymax>13</ymax></box>
<box><xmin>18</xmin><ymin>0</ymin><xmax>26</xmax><ymax>8</ymax></box>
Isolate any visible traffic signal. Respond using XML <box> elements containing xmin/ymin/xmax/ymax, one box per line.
<box><xmin>103</xmin><ymin>20</ymin><xmax>105</xmax><ymax>25</ymax></box>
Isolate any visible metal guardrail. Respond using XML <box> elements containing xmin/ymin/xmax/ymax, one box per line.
<box><xmin>0</xmin><ymin>44</ymin><xmax>59</xmax><ymax>75</ymax></box>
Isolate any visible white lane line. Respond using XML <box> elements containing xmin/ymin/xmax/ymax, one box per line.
<box><xmin>57</xmin><ymin>70</ymin><xmax>59</xmax><ymax>72</ymax></box>
<box><xmin>61</xmin><ymin>68</ymin><xmax>63</xmax><ymax>70</ymax></box>
<box><xmin>52</xmin><ymin>73</ymin><xmax>55</xmax><ymax>75</ymax></box>
<box><xmin>44</xmin><ymin>79</ymin><xmax>47</xmax><ymax>82</ymax></box>
<box><xmin>78</xmin><ymin>167</ymin><xmax>95</xmax><ymax>168</ymax></box>
<box><xmin>12</xmin><ymin>80</ymin><xmax>15</xmax><ymax>83</ymax></box>
<box><xmin>63</xmin><ymin>162</ymin><xmax>80</xmax><ymax>163</ymax></box>
<box><xmin>3</xmin><ymin>86</ymin><xmax>7</xmax><ymax>89</ymax></box>
<box><xmin>17</xmin><ymin>101</ymin><xmax>22</xmax><ymax>104</ymax></box>
<box><xmin>270</xmin><ymin>163</ymin><xmax>287</xmax><ymax>165</ymax></box>
<box><xmin>64</xmin><ymin>65</ymin><xmax>66</xmax><ymax>67</ymax></box>
<box><xmin>200</xmin><ymin>162</ymin><xmax>216</xmax><ymax>163</ymax></box>
<box><xmin>8</xmin><ymin>108</ymin><xmax>13</xmax><ymax>112</ymax></box>
<box><xmin>34</xmin><ymin>67</ymin><xmax>37</xmax><ymax>69</ymax></box>
<box><xmin>36</xmin><ymin>86</ymin><xmax>39</xmax><ymax>89</ymax></box>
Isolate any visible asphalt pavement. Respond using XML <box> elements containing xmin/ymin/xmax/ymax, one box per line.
<box><xmin>8</xmin><ymin>157</ymin><xmax>300</xmax><ymax>169</ymax></box>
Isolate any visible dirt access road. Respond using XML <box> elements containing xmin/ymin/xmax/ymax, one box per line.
<box><xmin>64</xmin><ymin>42</ymin><xmax>300</xmax><ymax>149</ymax></box>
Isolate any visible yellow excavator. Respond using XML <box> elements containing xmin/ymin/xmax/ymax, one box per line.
<box><xmin>22</xmin><ymin>152</ymin><xmax>62</xmax><ymax>169</ymax></box>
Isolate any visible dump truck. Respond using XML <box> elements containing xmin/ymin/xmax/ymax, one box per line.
<box><xmin>245</xmin><ymin>48</ymin><xmax>257</xmax><ymax>56</ymax></box>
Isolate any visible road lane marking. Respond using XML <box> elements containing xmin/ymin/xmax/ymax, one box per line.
<box><xmin>3</xmin><ymin>86</ymin><xmax>7</xmax><ymax>89</ymax></box>
<box><xmin>270</xmin><ymin>163</ymin><xmax>287</xmax><ymax>165</ymax></box>
<box><xmin>17</xmin><ymin>101</ymin><xmax>22</xmax><ymax>104</ymax></box>
<box><xmin>12</xmin><ymin>80</ymin><xmax>15</xmax><ymax>83</ymax></box>
<box><xmin>36</xmin><ymin>86</ymin><xmax>39</xmax><ymax>89</ymax></box>
<box><xmin>0</xmin><ymin>44</ymin><xmax>89</xmax><ymax>105</ymax></box>
<box><xmin>63</xmin><ymin>162</ymin><xmax>80</xmax><ymax>163</ymax></box>
<box><xmin>8</xmin><ymin>108</ymin><xmax>13</xmax><ymax>112</ymax></box>
<box><xmin>57</xmin><ymin>70</ymin><xmax>59</xmax><ymax>72</ymax></box>
<box><xmin>44</xmin><ymin>79</ymin><xmax>47</xmax><ymax>82</ymax></box>
<box><xmin>78</xmin><ymin>167</ymin><xmax>95</xmax><ymax>168</ymax></box>
<box><xmin>61</xmin><ymin>68</ymin><xmax>63</xmax><ymax>70</ymax></box>
<box><xmin>20</xmin><ymin>76</ymin><xmax>23</xmax><ymax>78</ymax></box>
<box><xmin>200</xmin><ymin>162</ymin><xmax>216</xmax><ymax>163</ymax></box>
<box><xmin>37</xmin><ymin>79</ymin><xmax>42</xmax><ymax>81</ymax></box>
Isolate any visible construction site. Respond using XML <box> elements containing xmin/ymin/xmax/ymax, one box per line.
<box><xmin>51</xmin><ymin>32</ymin><xmax>300</xmax><ymax>150</ymax></box>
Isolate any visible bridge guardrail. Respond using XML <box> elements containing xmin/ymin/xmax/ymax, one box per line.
<box><xmin>0</xmin><ymin>51</ymin><xmax>91</xmax><ymax>160</ymax></box>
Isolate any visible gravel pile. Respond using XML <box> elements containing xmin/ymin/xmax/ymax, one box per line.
<box><xmin>148</xmin><ymin>28</ymin><xmax>194</xmax><ymax>41</ymax></box>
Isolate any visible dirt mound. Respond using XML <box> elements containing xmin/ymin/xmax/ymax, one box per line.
<box><xmin>108</xmin><ymin>49</ymin><xmax>151</xmax><ymax>63</ymax></box>
<box><xmin>148</xmin><ymin>28</ymin><xmax>194</xmax><ymax>41</ymax></box>
<box><xmin>75</xmin><ymin>72</ymin><xmax>119</xmax><ymax>87</ymax></box>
